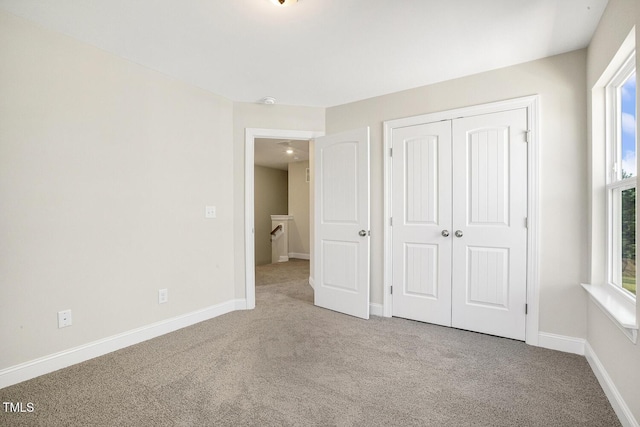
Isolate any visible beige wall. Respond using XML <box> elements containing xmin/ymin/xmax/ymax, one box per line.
<box><xmin>288</xmin><ymin>161</ymin><xmax>310</xmax><ymax>258</ymax></box>
<box><xmin>254</xmin><ymin>166</ymin><xmax>288</xmax><ymax>266</ymax></box>
<box><xmin>233</xmin><ymin>103</ymin><xmax>324</xmax><ymax>298</ymax></box>
<box><xmin>586</xmin><ymin>0</ymin><xmax>639</xmax><ymax>422</ymax></box>
<box><xmin>326</xmin><ymin>49</ymin><xmax>589</xmax><ymax>339</ymax></box>
<box><xmin>0</xmin><ymin>11</ymin><xmax>235</xmax><ymax>369</ymax></box>
<box><xmin>4</xmin><ymin>6</ymin><xmax>636</xmax><ymax>420</ymax></box>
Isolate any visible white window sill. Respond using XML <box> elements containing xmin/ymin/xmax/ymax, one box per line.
<box><xmin>581</xmin><ymin>283</ymin><xmax>638</xmax><ymax>343</ymax></box>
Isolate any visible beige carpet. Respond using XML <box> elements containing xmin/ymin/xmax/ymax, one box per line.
<box><xmin>0</xmin><ymin>260</ymin><xmax>620</xmax><ymax>426</ymax></box>
<box><xmin>255</xmin><ymin>258</ymin><xmax>310</xmax><ymax>287</ymax></box>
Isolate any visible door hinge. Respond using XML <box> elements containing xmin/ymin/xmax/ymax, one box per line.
<box><xmin>390</xmin><ymin>148</ymin><xmax>393</xmax><ymax>157</ymax></box>
<box><xmin>390</xmin><ymin>286</ymin><xmax>393</xmax><ymax>295</ymax></box>
<box><xmin>525</xmin><ymin>130</ymin><xmax>531</xmax><ymax>143</ymax></box>
<box><xmin>525</xmin><ymin>304</ymin><xmax>528</xmax><ymax>315</ymax></box>
<box><xmin>390</xmin><ymin>217</ymin><xmax>393</xmax><ymax>226</ymax></box>
<box><xmin>525</xmin><ymin>217</ymin><xmax>528</xmax><ymax>228</ymax></box>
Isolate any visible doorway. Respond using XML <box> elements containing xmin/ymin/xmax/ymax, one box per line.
<box><xmin>244</xmin><ymin>129</ymin><xmax>323</xmax><ymax>309</ymax></box>
<box><xmin>253</xmin><ymin>138</ymin><xmax>310</xmax><ymax>267</ymax></box>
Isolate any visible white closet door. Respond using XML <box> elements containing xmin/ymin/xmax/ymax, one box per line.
<box><xmin>391</xmin><ymin>121</ymin><xmax>452</xmax><ymax>326</ymax></box>
<box><xmin>451</xmin><ymin>108</ymin><xmax>528</xmax><ymax>340</ymax></box>
<box><xmin>314</xmin><ymin>127</ymin><xmax>370</xmax><ymax>319</ymax></box>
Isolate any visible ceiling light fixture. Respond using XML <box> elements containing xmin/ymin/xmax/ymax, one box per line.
<box><xmin>259</xmin><ymin>96</ymin><xmax>276</xmax><ymax>105</ymax></box>
<box><xmin>270</xmin><ymin>0</ymin><xmax>297</xmax><ymax>6</ymax></box>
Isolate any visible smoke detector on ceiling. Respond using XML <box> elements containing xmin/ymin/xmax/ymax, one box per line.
<box><xmin>260</xmin><ymin>96</ymin><xmax>276</xmax><ymax>105</ymax></box>
<box><xmin>270</xmin><ymin>0</ymin><xmax>297</xmax><ymax>6</ymax></box>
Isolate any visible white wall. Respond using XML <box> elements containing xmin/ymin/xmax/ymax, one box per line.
<box><xmin>326</xmin><ymin>49</ymin><xmax>589</xmax><ymax>339</ymax></box>
<box><xmin>254</xmin><ymin>166</ymin><xmax>288</xmax><ymax>265</ymax></box>
<box><xmin>0</xmin><ymin>11</ymin><xmax>235</xmax><ymax>370</ymax></box>
<box><xmin>586</xmin><ymin>0</ymin><xmax>640</xmax><ymax>423</ymax></box>
<box><xmin>233</xmin><ymin>103</ymin><xmax>324</xmax><ymax>299</ymax></box>
<box><xmin>288</xmin><ymin>161</ymin><xmax>310</xmax><ymax>258</ymax></box>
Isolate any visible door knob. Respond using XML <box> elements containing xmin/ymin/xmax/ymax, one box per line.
<box><xmin>455</xmin><ymin>230</ymin><xmax>463</xmax><ymax>238</ymax></box>
<box><xmin>359</xmin><ymin>230</ymin><xmax>367</xmax><ymax>237</ymax></box>
<box><xmin>441</xmin><ymin>230</ymin><xmax>450</xmax><ymax>237</ymax></box>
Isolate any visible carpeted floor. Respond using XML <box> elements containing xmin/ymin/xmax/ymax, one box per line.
<box><xmin>0</xmin><ymin>260</ymin><xmax>621</xmax><ymax>426</ymax></box>
<box><xmin>255</xmin><ymin>258</ymin><xmax>310</xmax><ymax>287</ymax></box>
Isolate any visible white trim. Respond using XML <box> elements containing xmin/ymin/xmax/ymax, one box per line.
<box><xmin>369</xmin><ymin>303</ymin><xmax>383</xmax><ymax>317</ymax></box>
<box><xmin>604</xmin><ymin>49</ymin><xmax>637</xmax><ymax>293</ymax></box>
<box><xmin>537</xmin><ymin>332</ymin><xmax>585</xmax><ymax>355</ymax></box>
<box><xmin>289</xmin><ymin>252</ymin><xmax>310</xmax><ymax>260</ymax></box>
<box><xmin>382</xmin><ymin>122</ymin><xmax>393</xmax><ymax>318</ymax></box>
<box><xmin>308</xmin><ymin>276</ymin><xmax>315</xmax><ymax>289</ymax></box>
<box><xmin>0</xmin><ymin>299</ymin><xmax>246</xmax><ymax>389</ymax></box>
<box><xmin>582</xmin><ymin>283</ymin><xmax>638</xmax><ymax>343</ymax></box>
<box><xmin>244</xmin><ymin>128</ymin><xmax>324</xmax><ymax>310</ymax></box>
<box><xmin>271</xmin><ymin>215</ymin><xmax>293</xmax><ymax>221</ymax></box>
<box><xmin>585</xmin><ymin>342</ymin><xmax>640</xmax><ymax>427</ymax></box>
<box><xmin>525</xmin><ymin>96</ymin><xmax>541</xmax><ymax>346</ymax></box>
<box><xmin>277</xmin><ymin>255</ymin><xmax>289</xmax><ymax>262</ymax></box>
<box><xmin>382</xmin><ymin>95</ymin><xmax>541</xmax><ymax>344</ymax></box>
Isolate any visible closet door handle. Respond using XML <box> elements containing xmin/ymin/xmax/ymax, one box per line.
<box><xmin>441</xmin><ymin>230</ymin><xmax>450</xmax><ymax>237</ymax></box>
<box><xmin>455</xmin><ymin>230</ymin><xmax>463</xmax><ymax>238</ymax></box>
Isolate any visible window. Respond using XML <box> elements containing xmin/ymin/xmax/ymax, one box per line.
<box><xmin>585</xmin><ymin>29</ymin><xmax>637</xmax><ymax>343</ymax></box>
<box><xmin>607</xmin><ymin>53</ymin><xmax>637</xmax><ymax>297</ymax></box>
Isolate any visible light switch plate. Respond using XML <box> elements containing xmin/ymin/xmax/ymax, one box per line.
<box><xmin>158</xmin><ymin>288</ymin><xmax>168</xmax><ymax>304</ymax></box>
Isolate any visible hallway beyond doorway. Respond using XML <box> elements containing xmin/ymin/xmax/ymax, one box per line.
<box><xmin>256</xmin><ymin>259</ymin><xmax>310</xmax><ymax>287</ymax></box>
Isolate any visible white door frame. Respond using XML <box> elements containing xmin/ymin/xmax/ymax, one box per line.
<box><xmin>383</xmin><ymin>95</ymin><xmax>541</xmax><ymax>346</ymax></box>
<box><xmin>245</xmin><ymin>128</ymin><xmax>324</xmax><ymax>309</ymax></box>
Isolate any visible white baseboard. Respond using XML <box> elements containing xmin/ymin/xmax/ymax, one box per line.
<box><xmin>537</xmin><ymin>332</ymin><xmax>585</xmax><ymax>355</ymax></box>
<box><xmin>585</xmin><ymin>342</ymin><xmax>639</xmax><ymax>427</ymax></box>
<box><xmin>0</xmin><ymin>298</ymin><xmax>246</xmax><ymax>390</ymax></box>
<box><xmin>277</xmin><ymin>255</ymin><xmax>289</xmax><ymax>262</ymax></box>
<box><xmin>289</xmin><ymin>252</ymin><xmax>310</xmax><ymax>260</ymax></box>
<box><xmin>370</xmin><ymin>303</ymin><xmax>383</xmax><ymax>317</ymax></box>
<box><xmin>308</xmin><ymin>276</ymin><xmax>315</xmax><ymax>289</ymax></box>
<box><xmin>233</xmin><ymin>299</ymin><xmax>248</xmax><ymax>310</ymax></box>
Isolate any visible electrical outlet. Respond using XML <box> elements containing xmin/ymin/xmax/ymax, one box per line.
<box><xmin>58</xmin><ymin>309</ymin><xmax>72</xmax><ymax>328</ymax></box>
<box><xmin>205</xmin><ymin>206</ymin><xmax>216</xmax><ymax>218</ymax></box>
<box><xmin>158</xmin><ymin>288</ymin><xmax>168</xmax><ymax>304</ymax></box>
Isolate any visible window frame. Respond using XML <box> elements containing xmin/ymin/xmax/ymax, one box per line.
<box><xmin>585</xmin><ymin>27</ymin><xmax>637</xmax><ymax>344</ymax></box>
<box><xmin>605</xmin><ymin>51</ymin><xmax>637</xmax><ymax>301</ymax></box>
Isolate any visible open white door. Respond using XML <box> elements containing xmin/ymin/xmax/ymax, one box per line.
<box><xmin>313</xmin><ymin>127</ymin><xmax>370</xmax><ymax>319</ymax></box>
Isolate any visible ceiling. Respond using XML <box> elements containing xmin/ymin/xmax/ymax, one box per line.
<box><xmin>0</xmin><ymin>0</ymin><xmax>608</xmax><ymax>107</ymax></box>
<box><xmin>255</xmin><ymin>138</ymin><xmax>309</xmax><ymax>171</ymax></box>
